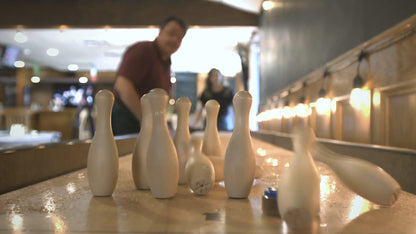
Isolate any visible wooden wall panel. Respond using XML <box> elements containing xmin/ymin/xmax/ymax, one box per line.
<box><xmin>380</xmin><ymin>81</ymin><xmax>416</xmax><ymax>149</ymax></box>
<box><xmin>340</xmin><ymin>100</ymin><xmax>371</xmax><ymax>144</ymax></box>
<box><xmin>314</xmin><ymin>110</ymin><xmax>332</xmax><ymax>139</ymax></box>
<box><xmin>388</xmin><ymin>93</ymin><xmax>416</xmax><ymax>148</ymax></box>
<box><xmin>257</xmin><ymin>15</ymin><xmax>416</xmax><ymax>151</ymax></box>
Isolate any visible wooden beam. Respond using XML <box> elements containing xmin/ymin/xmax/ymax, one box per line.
<box><xmin>0</xmin><ymin>0</ymin><xmax>258</xmax><ymax>28</ymax></box>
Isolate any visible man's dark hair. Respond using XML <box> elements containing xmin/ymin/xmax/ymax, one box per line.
<box><xmin>160</xmin><ymin>16</ymin><xmax>188</xmax><ymax>33</ymax></box>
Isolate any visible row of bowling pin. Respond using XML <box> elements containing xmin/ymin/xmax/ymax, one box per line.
<box><xmin>87</xmin><ymin>88</ymin><xmax>258</xmax><ymax>199</ymax></box>
<box><xmin>277</xmin><ymin>125</ymin><xmax>401</xmax><ymax>230</ymax></box>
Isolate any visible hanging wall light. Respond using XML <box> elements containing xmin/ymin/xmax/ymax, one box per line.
<box><xmin>295</xmin><ymin>82</ymin><xmax>309</xmax><ymax>117</ymax></box>
<box><xmin>316</xmin><ymin>69</ymin><xmax>331</xmax><ymax>114</ymax></box>
<box><xmin>282</xmin><ymin>90</ymin><xmax>292</xmax><ymax>118</ymax></box>
<box><xmin>350</xmin><ymin>50</ymin><xmax>371</xmax><ymax>109</ymax></box>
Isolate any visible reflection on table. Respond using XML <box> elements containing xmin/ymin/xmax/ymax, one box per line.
<box><xmin>0</xmin><ymin>137</ymin><xmax>415</xmax><ymax>233</ymax></box>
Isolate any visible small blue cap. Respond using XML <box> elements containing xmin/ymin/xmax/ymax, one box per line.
<box><xmin>264</xmin><ymin>187</ymin><xmax>277</xmax><ymax>198</ymax></box>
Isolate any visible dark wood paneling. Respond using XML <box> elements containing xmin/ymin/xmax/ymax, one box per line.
<box><xmin>0</xmin><ymin>0</ymin><xmax>258</xmax><ymax>28</ymax></box>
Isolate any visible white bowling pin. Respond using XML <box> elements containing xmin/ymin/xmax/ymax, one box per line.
<box><xmin>202</xmin><ymin>100</ymin><xmax>224</xmax><ymax>181</ymax></box>
<box><xmin>87</xmin><ymin>89</ymin><xmax>119</xmax><ymax>196</ymax></box>
<box><xmin>278</xmin><ymin>127</ymin><xmax>320</xmax><ymax>229</ymax></box>
<box><xmin>173</xmin><ymin>97</ymin><xmax>192</xmax><ymax>185</ymax></box>
<box><xmin>202</xmin><ymin>100</ymin><xmax>223</xmax><ymax>157</ymax></box>
<box><xmin>132</xmin><ymin>93</ymin><xmax>152</xmax><ymax>190</ymax></box>
<box><xmin>224</xmin><ymin>91</ymin><xmax>256</xmax><ymax>198</ymax></box>
<box><xmin>301</xmin><ymin>126</ymin><xmax>401</xmax><ymax>206</ymax></box>
<box><xmin>146</xmin><ymin>88</ymin><xmax>179</xmax><ymax>199</ymax></box>
<box><xmin>185</xmin><ymin>137</ymin><xmax>215</xmax><ymax>195</ymax></box>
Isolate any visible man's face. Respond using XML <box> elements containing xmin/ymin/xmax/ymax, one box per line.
<box><xmin>158</xmin><ymin>21</ymin><xmax>186</xmax><ymax>57</ymax></box>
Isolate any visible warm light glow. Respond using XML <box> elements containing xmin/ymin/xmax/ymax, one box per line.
<box><xmin>331</xmin><ymin>99</ymin><xmax>337</xmax><ymax>112</ymax></box>
<box><xmin>347</xmin><ymin>195</ymin><xmax>371</xmax><ymax>221</ymax></box>
<box><xmin>274</xmin><ymin>108</ymin><xmax>283</xmax><ymax>119</ymax></box>
<box><xmin>283</xmin><ymin>106</ymin><xmax>292</xmax><ymax>118</ymax></box>
<box><xmin>294</xmin><ymin>103</ymin><xmax>309</xmax><ymax>117</ymax></box>
<box><xmin>262</xmin><ymin>0</ymin><xmax>275</xmax><ymax>11</ymax></box>
<box><xmin>256</xmin><ymin>108</ymin><xmax>279</xmax><ymax>122</ymax></box>
<box><xmin>316</xmin><ymin>97</ymin><xmax>331</xmax><ymax>115</ymax></box>
<box><xmin>78</xmin><ymin>76</ymin><xmax>88</xmax><ymax>83</ymax></box>
<box><xmin>169</xmin><ymin>98</ymin><xmax>175</xmax><ymax>105</ymax></box>
<box><xmin>256</xmin><ymin>147</ymin><xmax>267</xmax><ymax>156</ymax></box>
<box><xmin>373</xmin><ymin>90</ymin><xmax>381</xmax><ymax>106</ymax></box>
<box><xmin>14</xmin><ymin>31</ymin><xmax>28</xmax><ymax>43</ymax></box>
<box><xmin>11</xmin><ymin>214</ymin><xmax>23</xmax><ymax>231</ymax></box>
<box><xmin>266</xmin><ymin>158</ymin><xmax>279</xmax><ymax>166</ymax></box>
<box><xmin>49</xmin><ymin>214</ymin><xmax>67</xmax><ymax>233</ymax></box>
<box><xmin>31</xmin><ymin>76</ymin><xmax>40</xmax><ymax>83</ymax></box>
<box><xmin>66</xmin><ymin>183</ymin><xmax>76</xmax><ymax>194</ymax></box>
<box><xmin>59</xmin><ymin>25</ymin><xmax>69</xmax><ymax>32</ymax></box>
<box><xmin>42</xmin><ymin>195</ymin><xmax>56</xmax><ymax>213</ymax></box>
<box><xmin>320</xmin><ymin>175</ymin><xmax>336</xmax><ymax>201</ymax></box>
<box><xmin>46</xmin><ymin>48</ymin><xmax>59</xmax><ymax>56</ymax></box>
<box><xmin>14</xmin><ymin>60</ymin><xmax>25</xmax><ymax>68</ymax></box>
<box><xmin>350</xmin><ymin>88</ymin><xmax>371</xmax><ymax>110</ymax></box>
<box><xmin>67</xmin><ymin>64</ymin><xmax>79</xmax><ymax>71</ymax></box>
<box><xmin>170</xmin><ymin>76</ymin><xmax>176</xmax><ymax>83</ymax></box>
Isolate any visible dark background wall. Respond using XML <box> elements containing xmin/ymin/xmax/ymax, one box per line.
<box><xmin>259</xmin><ymin>0</ymin><xmax>416</xmax><ymax>101</ymax></box>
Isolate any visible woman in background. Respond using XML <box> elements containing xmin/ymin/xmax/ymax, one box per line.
<box><xmin>191</xmin><ymin>68</ymin><xmax>234</xmax><ymax>131</ymax></box>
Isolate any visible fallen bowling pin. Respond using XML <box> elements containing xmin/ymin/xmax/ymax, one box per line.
<box><xmin>300</xmin><ymin>126</ymin><xmax>401</xmax><ymax>206</ymax></box>
<box><xmin>185</xmin><ymin>137</ymin><xmax>215</xmax><ymax>195</ymax></box>
<box><xmin>278</xmin><ymin>126</ymin><xmax>320</xmax><ymax>229</ymax></box>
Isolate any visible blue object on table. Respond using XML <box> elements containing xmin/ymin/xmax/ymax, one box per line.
<box><xmin>262</xmin><ymin>187</ymin><xmax>280</xmax><ymax>216</ymax></box>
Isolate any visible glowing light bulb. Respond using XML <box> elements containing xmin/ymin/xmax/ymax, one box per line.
<box><xmin>295</xmin><ymin>103</ymin><xmax>309</xmax><ymax>117</ymax></box>
<box><xmin>79</xmin><ymin>76</ymin><xmax>88</xmax><ymax>83</ymax></box>
<box><xmin>31</xmin><ymin>76</ymin><xmax>40</xmax><ymax>83</ymax></box>
<box><xmin>67</xmin><ymin>64</ymin><xmax>79</xmax><ymax>71</ymax></box>
<box><xmin>283</xmin><ymin>106</ymin><xmax>292</xmax><ymax>118</ymax></box>
<box><xmin>316</xmin><ymin>97</ymin><xmax>331</xmax><ymax>115</ymax></box>
<box><xmin>262</xmin><ymin>0</ymin><xmax>275</xmax><ymax>11</ymax></box>
<box><xmin>350</xmin><ymin>88</ymin><xmax>370</xmax><ymax>110</ymax></box>
<box><xmin>14</xmin><ymin>60</ymin><xmax>25</xmax><ymax>68</ymax></box>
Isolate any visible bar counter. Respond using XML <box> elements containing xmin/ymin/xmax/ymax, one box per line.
<box><xmin>0</xmin><ymin>137</ymin><xmax>415</xmax><ymax>233</ymax></box>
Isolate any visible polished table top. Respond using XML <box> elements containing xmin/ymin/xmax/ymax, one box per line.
<box><xmin>0</xmin><ymin>137</ymin><xmax>415</xmax><ymax>233</ymax></box>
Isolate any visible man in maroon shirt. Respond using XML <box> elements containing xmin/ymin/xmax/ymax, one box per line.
<box><xmin>112</xmin><ymin>16</ymin><xmax>188</xmax><ymax>135</ymax></box>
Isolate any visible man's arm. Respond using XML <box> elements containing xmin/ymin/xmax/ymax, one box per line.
<box><xmin>114</xmin><ymin>75</ymin><xmax>142</xmax><ymax>122</ymax></box>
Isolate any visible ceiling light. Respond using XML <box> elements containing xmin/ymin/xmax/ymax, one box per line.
<box><xmin>46</xmin><ymin>48</ymin><xmax>59</xmax><ymax>56</ymax></box>
<box><xmin>67</xmin><ymin>64</ymin><xmax>79</xmax><ymax>71</ymax></box>
<box><xmin>31</xmin><ymin>76</ymin><xmax>40</xmax><ymax>83</ymax></box>
<box><xmin>14</xmin><ymin>60</ymin><xmax>25</xmax><ymax>68</ymax></box>
<box><xmin>79</xmin><ymin>76</ymin><xmax>88</xmax><ymax>83</ymax></box>
<box><xmin>14</xmin><ymin>31</ymin><xmax>28</xmax><ymax>43</ymax></box>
